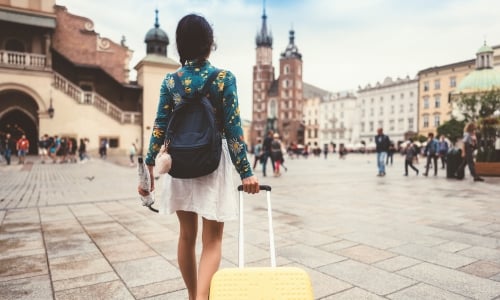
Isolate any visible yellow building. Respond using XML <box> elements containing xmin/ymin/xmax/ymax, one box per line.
<box><xmin>417</xmin><ymin>60</ymin><xmax>474</xmax><ymax>136</ymax></box>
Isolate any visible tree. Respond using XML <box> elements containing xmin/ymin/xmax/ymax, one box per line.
<box><xmin>437</xmin><ymin>118</ymin><xmax>466</xmax><ymax>145</ymax></box>
<box><xmin>454</xmin><ymin>89</ymin><xmax>500</xmax><ymax>122</ymax></box>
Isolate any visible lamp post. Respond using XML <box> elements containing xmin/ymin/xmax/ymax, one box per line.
<box><xmin>48</xmin><ymin>91</ymin><xmax>54</xmax><ymax>118</ymax></box>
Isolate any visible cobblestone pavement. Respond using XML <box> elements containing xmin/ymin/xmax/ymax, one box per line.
<box><xmin>1</xmin><ymin>153</ymin><xmax>500</xmax><ymax>299</ymax></box>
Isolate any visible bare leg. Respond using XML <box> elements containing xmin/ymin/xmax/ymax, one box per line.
<box><xmin>197</xmin><ymin>218</ymin><xmax>224</xmax><ymax>300</ymax></box>
<box><xmin>176</xmin><ymin>211</ymin><xmax>198</xmax><ymax>300</ymax></box>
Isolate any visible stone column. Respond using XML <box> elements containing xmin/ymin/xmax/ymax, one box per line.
<box><xmin>44</xmin><ymin>33</ymin><xmax>52</xmax><ymax>68</ymax></box>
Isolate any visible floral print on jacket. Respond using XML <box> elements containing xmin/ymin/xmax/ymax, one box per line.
<box><xmin>145</xmin><ymin>60</ymin><xmax>253</xmax><ymax>179</ymax></box>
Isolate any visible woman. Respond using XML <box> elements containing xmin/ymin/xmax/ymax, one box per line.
<box><xmin>457</xmin><ymin>122</ymin><xmax>484</xmax><ymax>182</ymax></box>
<box><xmin>271</xmin><ymin>133</ymin><xmax>285</xmax><ymax>176</ymax></box>
<box><xmin>138</xmin><ymin>14</ymin><xmax>259</xmax><ymax>300</ymax></box>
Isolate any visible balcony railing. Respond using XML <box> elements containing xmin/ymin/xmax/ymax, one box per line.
<box><xmin>53</xmin><ymin>72</ymin><xmax>142</xmax><ymax>125</ymax></box>
<box><xmin>0</xmin><ymin>50</ymin><xmax>46</xmax><ymax>69</ymax></box>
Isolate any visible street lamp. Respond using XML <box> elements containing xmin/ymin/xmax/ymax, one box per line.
<box><xmin>48</xmin><ymin>91</ymin><xmax>55</xmax><ymax>118</ymax></box>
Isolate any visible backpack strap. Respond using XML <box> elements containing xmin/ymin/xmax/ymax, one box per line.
<box><xmin>171</xmin><ymin>69</ymin><xmax>220</xmax><ymax>99</ymax></box>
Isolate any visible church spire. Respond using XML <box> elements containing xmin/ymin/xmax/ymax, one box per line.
<box><xmin>256</xmin><ymin>0</ymin><xmax>272</xmax><ymax>47</ymax></box>
<box><xmin>281</xmin><ymin>27</ymin><xmax>302</xmax><ymax>59</ymax></box>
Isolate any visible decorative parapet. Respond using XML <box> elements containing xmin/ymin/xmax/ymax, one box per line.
<box><xmin>53</xmin><ymin>72</ymin><xmax>141</xmax><ymax>125</ymax></box>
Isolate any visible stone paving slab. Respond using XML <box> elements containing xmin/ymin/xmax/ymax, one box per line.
<box><xmin>1</xmin><ymin>154</ymin><xmax>500</xmax><ymax>299</ymax></box>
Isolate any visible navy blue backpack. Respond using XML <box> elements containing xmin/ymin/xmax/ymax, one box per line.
<box><xmin>166</xmin><ymin>70</ymin><xmax>222</xmax><ymax>179</ymax></box>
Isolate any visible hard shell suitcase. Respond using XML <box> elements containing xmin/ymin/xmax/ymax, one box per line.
<box><xmin>209</xmin><ymin>185</ymin><xmax>314</xmax><ymax>300</ymax></box>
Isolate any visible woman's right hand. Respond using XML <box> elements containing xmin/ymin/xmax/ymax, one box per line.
<box><xmin>242</xmin><ymin>175</ymin><xmax>259</xmax><ymax>194</ymax></box>
<box><xmin>138</xmin><ymin>165</ymin><xmax>155</xmax><ymax>196</ymax></box>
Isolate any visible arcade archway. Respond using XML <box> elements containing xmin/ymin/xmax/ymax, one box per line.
<box><xmin>0</xmin><ymin>91</ymin><xmax>39</xmax><ymax>154</ymax></box>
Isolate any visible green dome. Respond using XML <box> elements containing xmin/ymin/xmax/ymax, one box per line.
<box><xmin>477</xmin><ymin>44</ymin><xmax>493</xmax><ymax>54</ymax></box>
<box><xmin>456</xmin><ymin>68</ymin><xmax>500</xmax><ymax>94</ymax></box>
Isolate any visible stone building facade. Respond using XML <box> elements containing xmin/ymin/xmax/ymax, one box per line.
<box><xmin>0</xmin><ymin>1</ymin><xmax>178</xmax><ymax>156</ymax></box>
<box><xmin>357</xmin><ymin>76</ymin><xmax>419</xmax><ymax>145</ymax></box>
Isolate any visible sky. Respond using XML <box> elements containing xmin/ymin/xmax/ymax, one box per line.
<box><xmin>56</xmin><ymin>0</ymin><xmax>500</xmax><ymax>120</ymax></box>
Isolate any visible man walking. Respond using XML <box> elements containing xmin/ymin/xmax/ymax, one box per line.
<box><xmin>423</xmin><ymin>132</ymin><xmax>439</xmax><ymax>176</ymax></box>
<box><xmin>375</xmin><ymin>128</ymin><xmax>391</xmax><ymax>176</ymax></box>
<box><xmin>261</xmin><ymin>130</ymin><xmax>275</xmax><ymax>177</ymax></box>
<box><xmin>2</xmin><ymin>133</ymin><xmax>16</xmax><ymax>165</ymax></box>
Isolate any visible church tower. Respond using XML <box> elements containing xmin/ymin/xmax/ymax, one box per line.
<box><xmin>278</xmin><ymin>28</ymin><xmax>304</xmax><ymax>145</ymax></box>
<box><xmin>250</xmin><ymin>3</ymin><xmax>275</xmax><ymax>146</ymax></box>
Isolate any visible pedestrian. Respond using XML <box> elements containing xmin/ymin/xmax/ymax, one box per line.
<box><xmin>2</xmin><ymin>133</ymin><xmax>16</xmax><ymax>165</ymax></box>
<box><xmin>403</xmin><ymin>139</ymin><xmax>419</xmax><ymax>176</ymax></box>
<box><xmin>271</xmin><ymin>133</ymin><xmax>285</xmax><ymax>176</ymax></box>
<box><xmin>374</xmin><ymin>127</ymin><xmax>391</xmax><ymax>176</ymax></box>
<box><xmin>38</xmin><ymin>134</ymin><xmax>49</xmax><ymax>163</ymax></box>
<box><xmin>262</xmin><ymin>130</ymin><xmax>275</xmax><ymax>176</ymax></box>
<box><xmin>456</xmin><ymin>122</ymin><xmax>484</xmax><ymax>182</ymax></box>
<box><xmin>252</xmin><ymin>138</ymin><xmax>262</xmax><ymax>170</ymax></box>
<box><xmin>386</xmin><ymin>142</ymin><xmax>396</xmax><ymax>165</ymax></box>
<box><xmin>423</xmin><ymin>132</ymin><xmax>439</xmax><ymax>176</ymax></box>
<box><xmin>78</xmin><ymin>138</ymin><xmax>88</xmax><ymax>162</ymax></box>
<box><xmin>16</xmin><ymin>134</ymin><xmax>30</xmax><ymax>164</ymax></box>
<box><xmin>438</xmin><ymin>135</ymin><xmax>449</xmax><ymax>169</ymax></box>
<box><xmin>323</xmin><ymin>143</ymin><xmax>329</xmax><ymax>159</ymax></box>
<box><xmin>138</xmin><ymin>13</ymin><xmax>259</xmax><ymax>300</ymax></box>
<box><xmin>99</xmin><ymin>138</ymin><xmax>107</xmax><ymax>159</ymax></box>
<box><xmin>129</xmin><ymin>143</ymin><xmax>137</xmax><ymax>166</ymax></box>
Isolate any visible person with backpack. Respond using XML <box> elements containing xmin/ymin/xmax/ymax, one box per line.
<box><xmin>438</xmin><ymin>135</ymin><xmax>449</xmax><ymax>169</ymax></box>
<box><xmin>138</xmin><ymin>14</ymin><xmax>259</xmax><ymax>300</ymax></box>
<box><xmin>403</xmin><ymin>139</ymin><xmax>419</xmax><ymax>176</ymax></box>
<box><xmin>423</xmin><ymin>132</ymin><xmax>439</xmax><ymax>176</ymax></box>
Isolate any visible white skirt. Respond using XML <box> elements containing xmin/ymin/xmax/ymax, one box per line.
<box><xmin>159</xmin><ymin>139</ymin><xmax>238</xmax><ymax>222</ymax></box>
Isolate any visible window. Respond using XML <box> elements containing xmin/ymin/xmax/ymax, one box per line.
<box><xmin>370</xmin><ymin>108</ymin><xmax>374</xmax><ymax>116</ymax></box>
<box><xmin>391</xmin><ymin>105</ymin><xmax>395</xmax><ymax>113</ymax></box>
<box><xmin>284</xmin><ymin>64</ymin><xmax>290</xmax><ymax>74</ymax></box>
<box><xmin>434</xmin><ymin>114</ymin><xmax>440</xmax><ymax>127</ymax></box>
<box><xmin>408</xmin><ymin>118</ymin><xmax>414</xmax><ymax>130</ymax></box>
<box><xmin>434</xmin><ymin>95</ymin><xmax>441</xmax><ymax>108</ymax></box>
<box><xmin>389</xmin><ymin>119</ymin><xmax>395</xmax><ymax>131</ymax></box>
<box><xmin>378</xmin><ymin>121</ymin><xmax>383</xmax><ymax>129</ymax></box>
<box><xmin>370</xmin><ymin>98</ymin><xmax>374</xmax><ymax>104</ymax></box>
<box><xmin>361</xmin><ymin>109</ymin><xmax>365</xmax><ymax>117</ymax></box>
<box><xmin>423</xmin><ymin>115</ymin><xmax>429</xmax><ymax>128</ymax></box>
<box><xmin>391</xmin><ymin>95</ymin><xmax>395</xmax><ymax>101</ymax></box>
<box><xmin>361</xmin><ymin>122</ymin><xmax>365</xmax><ymax>132</ymax></box>
<box><xmin>410</xmin><ymin>91</ymin><xmax>414</xmax><ymax>97</ymax></box>
<box><xmin>369</xmin><ymin>121</ymin><xmax>374</xmax><ymax>132</ymax></box>
<box><xmin>409</xmin><ymin>103</ymin><xmax>414</xmax><ymax>112</ymax></box>
<box><xmin>450</xmin><ymin>76</ymin><xmax>456</xmax><ymax>87</ymax></box>
<box><xmin>423</xmin><ymin>97</ymin><xmax>429</xmax><ymax>109</ymax></box>
<box><xmin>399</xmin><ymin>104</ymin><xmax>404</xmax><ymax>113</ymax></box>
<box><xmin>400</xmin><ymin>93</ymin><xmax>404</xmax><ymax>99</ymax></box>
<box><xmin>379</xmin><ymin>107</ymin><xmax>383</xmax><ymax>115</ymax></box>
<box><xmin>100</xmin><ymin>137</ymin><xmax>119</xmax><ymax>148</ymax></box>
<box><xmin>398</xmin><ymin>118</ymin><xmax>404</xmax><ymax>131</ymax></box>
<box><xmin>380</xmin><ymin>96</ymin><xmax>384</xmax><ymax>102</ymax></box>
<box><xmin>434</xmin><ymin>79</ymin><xmax>440</xmax><ymax>90</ymax></box>
<box><xmin>423</xmin><ymin>81</ymin><xmax>429</xmax><ymax>91</ymax></box>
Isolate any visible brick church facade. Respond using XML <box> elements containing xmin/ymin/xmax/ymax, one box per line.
<box><xmin>250</xmin><ymin>8</ymin><xmax>305</xmax><ymax>148</ymax></box>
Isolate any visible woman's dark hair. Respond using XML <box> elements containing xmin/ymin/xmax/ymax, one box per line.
<box><xmin>176</xmin><ymin>14</ymin><xmax>214</xmax><ymax>66</ymax></box>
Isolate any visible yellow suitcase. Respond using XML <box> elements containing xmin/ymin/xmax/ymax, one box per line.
<box><xmin>210</xmin><ymin>185</ymin><xmax>314</xmax><ymax>300</ymax></box>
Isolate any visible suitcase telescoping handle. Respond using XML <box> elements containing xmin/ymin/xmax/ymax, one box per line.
<box><xmin>236</xmin><ymin>185</ymin><xmax>275</xmax><ymax>268</ymax></box>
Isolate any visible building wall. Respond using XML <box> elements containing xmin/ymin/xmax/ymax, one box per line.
<box><xmin>304</xmin><ymin>96</ymin><xmax>320</xmax><ymax>147</ymax></box>
<box><xmin>52</xmin><ymin>5</ymin><xmax>132</xmax><ymax>84</ymax></box>
<box><xmin>358</xmin><ymin>76</ymin><xmax>419</xmax><ymax>144</ymax></box>
<box><xmin>320</xmin><ymin>92</ymin><xmax>357</xmax><ymax>147</ymax></box>
<box><xmin>0</xmin><ymin>69</ymin><xmax>141</xmax><ymax>154</ymax></box>
<box><xmin>417</xmin><ymin>61</ymin><xmax>474</xmax><ymax>136</ymax></box>
<box><xmin>0</xmin><ymin>0</ymin><xmax>55</xmax><ymax>13</ymax></box>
